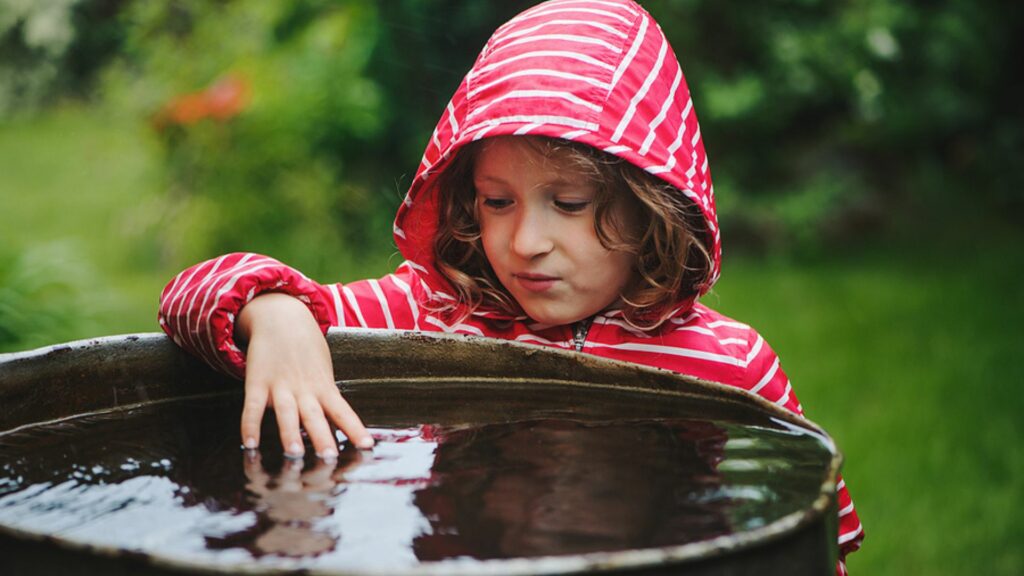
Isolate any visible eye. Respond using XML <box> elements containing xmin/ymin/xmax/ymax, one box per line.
<box><xmin>554</xmin><ymin>200</ymin><xmax>591</xmax><ymax>213</ymax></box>
<box><xmin>481</xmin><ymin>197</ymin><xmax>513</xmax><ymax>210</ymax></box>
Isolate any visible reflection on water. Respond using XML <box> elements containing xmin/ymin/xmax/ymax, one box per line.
<box><xmin>414</xmin><ymin>419</ymin><xmax>730</xmax><ymax>559</ymax></box>
<box><xmin>0</xmin><ymin>391</ymin><xmax>831</xmax><ymax>570</ymax></box>
<box><xmin>207</xmin><ymin>450</ymin><xmax>357</xmax><ymax>557</ymax></box>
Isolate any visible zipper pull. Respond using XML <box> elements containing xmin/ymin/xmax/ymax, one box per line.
<box><xmin>572</xmin><ymin>317</ymin><xmax>593</xmax><ymax>352</ymax></box>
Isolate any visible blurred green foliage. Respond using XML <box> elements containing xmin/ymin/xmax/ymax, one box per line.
<box><xmin>6</xmin><ymin>0</ymin><xmax>1018</xmax><ymax>263</ymax></box>
<box><xmin>0</xmin><ymin>243</ymin><xmax>101</xmax><ymax>352</ymax></box>
<box><xmin>100</xmin><ymin>0</ymin><xmax>389</xmax><ymax>278</ymax></box>
<box><xmin>0</xmin><ymin>0</ymin><xmax>125</xmax><ymax>114</ymax></box>
<box><xmin>644</xmin><ymin>0</ymin><xmax>1024</xmax><ymax>251</ymax></box>
<box><xmin>0</xmin><ymin>0</ymin><xmax>83</xmax><ymax>114</ymax></box>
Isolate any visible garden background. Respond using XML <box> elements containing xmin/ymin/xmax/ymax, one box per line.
<box><xmin>1</xmin><ymin>1</ymin><xmax>1021</xmax><ymax>573</ymax></box>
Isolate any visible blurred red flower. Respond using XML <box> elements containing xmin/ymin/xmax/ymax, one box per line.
<box><xmin>154</xmin><ymin>75</ymin><xmax>250</xmax><ymax>130</ymax></box>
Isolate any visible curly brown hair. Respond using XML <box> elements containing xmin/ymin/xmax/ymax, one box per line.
<box><xmin>433</xmin><ymin>136</ymin><xmax>712</xmax><ymax>330</ymax></box>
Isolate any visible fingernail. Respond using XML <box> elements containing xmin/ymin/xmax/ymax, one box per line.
<box><xmin>357</xmin><ymin>437</ymin><xmax>375</xmax><ymax>450</ymax></box>
<box><xmin>243</xmin><ymin>437</ymin><xmax>257</xmax><ymax>450</ymax></box>
<box><xmin>319</xmin><ymin>449</ymin><xmax>338</xmax><ymax>460</ymax></box>
<box><xmin>286</xmin><ymin>442</ymin><xmax>304</xmax><ymax>457</ymax></box>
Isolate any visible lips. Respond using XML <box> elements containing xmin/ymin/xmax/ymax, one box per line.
<box><xmin>513</xmin><ymin>272</ymin><xmax>558</xmax><ymax>293</ymax></box>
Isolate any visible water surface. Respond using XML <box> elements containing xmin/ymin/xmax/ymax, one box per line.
<box><xmin>0</xmin><ymin>385</ymin><xmax>831</xmax><ymax>571</ymax></box>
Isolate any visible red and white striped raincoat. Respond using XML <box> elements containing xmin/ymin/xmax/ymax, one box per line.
<box><xmin>159</xmin><ymin>1</ymin><xmax>863</xmax><ymax>570</ymax></box>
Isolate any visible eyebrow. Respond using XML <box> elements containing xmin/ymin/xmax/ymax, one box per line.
<box><xmin>473</xmin><ymin>174</ymin><xmax>582</xmax><ymax>187</ymax></box>
<box><xmin>473</xmin><ymin>175</ymin><xmax>509</xmax><ymax>185</ymax></box>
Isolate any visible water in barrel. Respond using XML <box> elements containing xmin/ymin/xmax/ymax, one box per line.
<box><xmin>0</xmin><ymin>382</ymin><xmax>832</xmax><ymax>572</ymax></box>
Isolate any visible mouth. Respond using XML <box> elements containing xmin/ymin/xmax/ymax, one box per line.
<box><xmin>513</xmin><ymin>273</ymin><xmax>559</xmax><ymax>293</ymax></box>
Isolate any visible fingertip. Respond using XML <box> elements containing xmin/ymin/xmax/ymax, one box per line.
<box><xmin>323</xmin><ymin>395</ymin><xmax>373</xmax><ymax>450</ymax></box>
<box><xmin>240</xmin><ymin>423</ymin><xmax>261</xmax><ymax>450</ymax></box>
<box><xmin>285</xmin><ymin>441</ymin><xmax>305</xmax><ymax>458</ymax></box>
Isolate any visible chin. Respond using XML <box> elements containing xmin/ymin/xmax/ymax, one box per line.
<box><xmin>523</xmin><ymin>308</ymin><xmax>586</xmax><ymax>327</ymax></box>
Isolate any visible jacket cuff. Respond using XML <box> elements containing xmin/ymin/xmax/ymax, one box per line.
<box><xmin>208</xmin><ymin>267</ymin><xmax>334</xmax><ymax>379</ymax></box>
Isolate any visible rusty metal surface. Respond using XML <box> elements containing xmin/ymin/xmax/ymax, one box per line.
<box><xmin>0</xmin><ymin>331</ymin><xmax>841</xmax><ymax>575</ymax></box>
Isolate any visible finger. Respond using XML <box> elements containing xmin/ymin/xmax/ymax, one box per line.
<box><xmin>298</xmin><ymin>396</ymin><xmax>339</xmax><ymax>460</ymax></box>
<box><xmin>321</xmin><ymin>390</ymin><xmax>374</xmax><ymax>449</ymax></box>
<box><xmin>271</xmin><ymin>390</ymin><xmax>305</xmax><ymax>458</ymax></box>
<box><xmin>241</xmin><ymin>384</ymin><xmax>270</xmax><ymax>450</ymax></box>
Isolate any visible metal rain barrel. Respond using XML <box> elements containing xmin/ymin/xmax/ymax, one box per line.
<box><xmin>0</xmin><ymin>330</ymin><xmax>841</xmax><ymax>575</ymax></box>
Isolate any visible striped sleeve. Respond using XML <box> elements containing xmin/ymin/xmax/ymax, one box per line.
<box><xmin>330</xmin><ymin>264</ymin><xmax>424</xmax><ymax>331</ymax></box>
<box><xmin>744</xmin><ymin>334</ymin><xmax>864</xmax><ymax>572</ymax></box>
<box><xmin>158</xmin><ymin>253</ymin><xmax>337</xmax><ymax>378</ymax></box>
<box><xmin>158</xmin><ymin>255</ymin><xmax>426</xmax><ymax>378</ymax></box>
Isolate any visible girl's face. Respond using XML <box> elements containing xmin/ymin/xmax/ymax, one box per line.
<box><xmin>473</xmin><ymin>137</ymin><xmax>636</xmax><ymax>326</ymax></box>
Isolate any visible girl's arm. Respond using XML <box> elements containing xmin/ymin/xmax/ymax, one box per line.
<box><xmin>158</xmin><ymin>252</ymin><xmax>410</xmax><ymax>457</ymax></box>
<box><xmin>158</xmin><ymin>252</ymin><xmax>338</xmax><ymax>378</ymax></box>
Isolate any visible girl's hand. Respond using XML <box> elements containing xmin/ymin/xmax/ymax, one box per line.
<box><xmin>236</xmin><ymin>292</ymin><xmax>374</xmax><ymax>458</ymax></box>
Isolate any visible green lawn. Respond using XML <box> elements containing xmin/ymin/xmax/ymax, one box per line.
<box><xmin>2</xmin><ymin>107</ymin><xmax>1021</xmax><ymax>574</ymax></box>
<box><xmin>0</xmin><ymin>106</ymin><xmax>171</xmax><ymax>338</ymax></box>
<box><xmin>713</xmin><ymin>236</ymin><xmax>1024</xmax><ymax>575</ymax></box>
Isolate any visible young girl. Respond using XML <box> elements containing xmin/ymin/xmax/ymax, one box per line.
<box><xmin>158</xmin><ymin>0</ymin><xmax>863</xmax><ymax>571</ymax></box>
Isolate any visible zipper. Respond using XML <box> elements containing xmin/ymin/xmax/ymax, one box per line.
<box><xmin>572</xmin><ymin>317</ymin><xmax>594</xmax><ymax>352</ymax></box>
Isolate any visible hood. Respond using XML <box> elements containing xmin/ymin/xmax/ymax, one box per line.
<box><xmin>394</xmin><ymin>0</ymin><xmax>721</xmax><ymax>315</ymax></box>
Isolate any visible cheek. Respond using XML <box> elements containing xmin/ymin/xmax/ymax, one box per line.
<box><xmin>599</xmin><ymin>249</ymin><xmax>636</xmax><ymax>289</ymax></box>
<box><xmin>616</xmin><ymin>250</ymin><xmax>637</xmax><ymax>285</ymax></box>
<box><xmin>589</xmin><ymin>220</ymin><xmax>634</xmax><ymax>282</ymax></box>
<box><xmin>574</xmin><ymin>225</ymin><xmax>635</xmax><ymax>285</ymax></box>
<box><xmin>477</xmin><ymin>219</ymin><xmax>505</xmax><ymax>266</ymax></box>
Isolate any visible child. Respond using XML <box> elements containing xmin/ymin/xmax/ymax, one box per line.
<box><xmin>158</xmin><ymin>0</ymin><xmax>863</xmax><ymax>571</ymax></box>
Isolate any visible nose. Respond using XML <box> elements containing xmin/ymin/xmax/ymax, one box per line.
<box><xmin>510</xmin><ymin>207</ymin><xmax>554</xmax><ymax>259</ymax></box>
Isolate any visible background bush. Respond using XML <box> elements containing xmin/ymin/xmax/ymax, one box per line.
<box><xmin>647</xmin><ymin>0</ymin><xmax>1024</xmax><ymax>252</ymax></box>
<box><xmin>104</xmin><ymin>0</ymin><xmax>1024</xmax><ymax>264</ymax></box>
<box><xmin>6</xmin><ymin>0</ymin><xmax>1016</xmax><ymax>267</ymax></box>
<box><xmin>100</xmin><ymin>0</ymin><xmax>390</xmax><ymax>278</ymax></box>
<box><xmin>0</xmin><ymin>243</ymin><xmax>102</xmax><ymax>352</ymax></box>
<box><xmin>0</xmin><ymin>0</ymin><xmax>125</xmax><ymax>115</ymax></box>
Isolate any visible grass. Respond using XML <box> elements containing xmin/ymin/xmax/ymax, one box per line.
<box><xmin>0</xmin><ymin>105</ymin><xmax>171</xmax><ymax>338</ymax></box>
<box><xmin>712</xmin><ymin>231</ymin><xmax>1024</xmax><ymax>575</ymax></box>
<box><xmin>2</xmin><ymin>107</ymin><xmax>1022</xmax><ymax>574</ymax></box>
